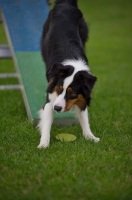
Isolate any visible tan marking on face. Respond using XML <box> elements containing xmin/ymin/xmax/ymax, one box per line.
<box><xmin>75</xmin><ymin>94</ymin><xmax>86</xmax><ymax>110</ymax></box>
<box><xmin>65</xmin><ymin>94</ymin><xmax>86</xmax><ymax>111</ymax></box>
<box><xmin>55</xmin><ymin>85</ymin><xmax>63</xmax><ymax>94</ymax></box>
<box><xmin>67</xmin><ymin>87</ymin><xmax>72</xmax><ymax>93</ymax></box>
<box><xmin>65</xmin><ymin>87</ymin><xmax>77</xmax><ymax>111</ymax></box>
<box><xmin>53</xmin><ymin>86</ymin><xmax>57</xmax><ymax>92</ymax></box>
<box><xmin>52</xmin><ymin>87</ymin><xmax>58</xmax><ymax>97</ymax></box>
<box><xmin>59</xmin><ymin>85</ymin><xmax>63</xmax><ymax>92</ymax></box>
<box><xmin>65</xmin><ymin>98</ymin><xmax>78</xmax><ymax>111</ymax></box>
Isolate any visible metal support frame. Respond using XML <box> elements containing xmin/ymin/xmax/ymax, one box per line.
<box><xmin>0</xmin><ymin>44</ymin><xmax>12</xmax><ymax>58</ymax></box>
<box><xmin>0</xmin><ymin>18</ymin><xmax>20</xmax><ymax>90</ymax></box>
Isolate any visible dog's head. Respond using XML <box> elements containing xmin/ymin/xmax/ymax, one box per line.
<box><xmin>47</xmin><ymin>61</ymin><xmax>97</xmax><ymax>112</ymax></box>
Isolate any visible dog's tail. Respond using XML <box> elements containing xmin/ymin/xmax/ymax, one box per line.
<box><xmin>55</xmin><ymin>0</ymin><xmax>78</xmax><ymax>7</ymax></box>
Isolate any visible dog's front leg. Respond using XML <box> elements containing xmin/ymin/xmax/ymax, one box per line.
<box><xmin>76</xmin><ymin>107</ymin><xmax>100</xmax><ymax>142</ymax></box>
<box><xmin>37</xmin><ymin>102</ymin><xmax>54</xmax><ymax>148</ymax></box>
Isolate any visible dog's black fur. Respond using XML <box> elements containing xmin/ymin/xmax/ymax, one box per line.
<box><xmin>38</xmin><ymin>0</ymin><xmax>99</xmax><ymax>148</ymax></box>
<box><xmin>41</xmin><ymin>0</ymin><xmax>96</xmax><ymax>108</ymax></box>
<box><xmin>41</xmin><ymin>0</ymin><xmax>88</xmax><ymax>72</ymax></box>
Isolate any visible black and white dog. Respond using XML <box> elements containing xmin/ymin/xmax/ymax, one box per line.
<box><xmin>38</xmin><ymin>0</ymin><xmax>100</xmax><ymax>148</ymax></box>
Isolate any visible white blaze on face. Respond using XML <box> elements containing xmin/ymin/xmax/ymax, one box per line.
<box><xmin>53</xmin><ymin>90</ymin><xmax>66</xmax><ymax>112</ymax></box>
<box><xmin>53</xmin><ymin>59</ymin><xmax>90</xmax><ymax>112</ymax></box>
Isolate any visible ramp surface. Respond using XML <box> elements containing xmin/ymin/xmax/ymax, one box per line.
<box><xmin>0</xmin><ymin>0</ymin><xmax>75</xmax><ymax>124</ymax></box>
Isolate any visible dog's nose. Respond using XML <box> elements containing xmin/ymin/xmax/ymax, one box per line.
<box><xmin>54</xmin><ymin>105</ymin><xmax>62</xmax><ymax>112</ymax></box>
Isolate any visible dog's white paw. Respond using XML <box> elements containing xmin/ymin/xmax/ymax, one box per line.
<box><xmin>37</xmin><ymin>141</ymin><xmax>49</xmax><ymax>149</ymax></box>
<box><xmin>84</xmin><ymin>134</ymin><xmax>100</xmax><ymax>143</ymax></box>
<box><xmin>93</xmin><ymin>137</ymin><xmax>100</xmax><ymax>143</ymax></box>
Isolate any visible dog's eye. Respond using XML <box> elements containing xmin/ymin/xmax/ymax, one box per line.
<box><xmin>66</xmin><ymin>87</ymin><xmax>77</xmax><ymax>99</ymax></box>
<box><xmin>56</xmin><ymin>86</ymin><xmax>63</xmax><ymax>94</ymax></box>
<box><xmin>70</xmin><ymin>93</ymin><xmax>77</xmax><ymax>99</ymax></box>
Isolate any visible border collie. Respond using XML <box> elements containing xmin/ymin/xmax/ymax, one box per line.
<box><xmin>38</xmin><ymin>0</ymin><xmax>100</xmax><ymax>148</ymax></box>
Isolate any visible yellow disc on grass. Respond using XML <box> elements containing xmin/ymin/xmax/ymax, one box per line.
<box><xmin>56</xmin><ymin>133</ymin><xmax>77</xmax><ymax>142</ymax></box>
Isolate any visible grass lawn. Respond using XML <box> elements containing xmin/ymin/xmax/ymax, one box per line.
<box><xmin>0</xmin><ymin>0</ymin><xmax>132</xmax><ymax>199</ymax></box>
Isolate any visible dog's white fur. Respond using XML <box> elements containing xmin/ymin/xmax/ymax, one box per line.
<box><xmin>53</xmin><ymin>59</ymin><xmax>89</xmax><ymax>112</ymax></box>
<box><xmin>38</xmin><ymin>59</ymin><xmax>100</xmax><ymax>148</ymax></box>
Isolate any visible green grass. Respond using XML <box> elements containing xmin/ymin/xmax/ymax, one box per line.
<box><xmin>0</xmin><ymin>0</ymin><xmax>132</xmax><ymax>199</ymax></box>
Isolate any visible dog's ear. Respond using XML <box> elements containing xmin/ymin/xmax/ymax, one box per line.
<box><xmin>46</xmin><ymin>63</ymin><xmax>74</xmax><ymax>80</ymax></box>
<box><xmin>79</xmin><ymin>71</ymin><xmax>97</xmax><ymax>90</ymax></box>
<box><xmin>84</xmin><ymin>73</ymin><xmax>97</xmax><ymax>91</ymax></box>
<box><xmin>79</xmin><ymin>71</ymin><xmax>97</xmax><ymax>106</ymax></box>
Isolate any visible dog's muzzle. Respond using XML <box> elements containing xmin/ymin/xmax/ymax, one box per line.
<box><xmin>54</xmin><ymin>105</ymin><xmax>62</xmax><ymax>112</ymax></box>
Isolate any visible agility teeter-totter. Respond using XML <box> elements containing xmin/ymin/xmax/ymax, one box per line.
<box><xmin>0</xmin><ymin>0</ymin><xmax>76</xmax><ymax>125</ymax></box>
